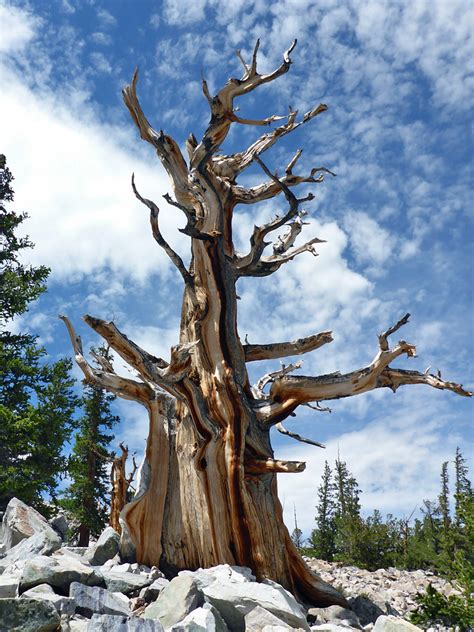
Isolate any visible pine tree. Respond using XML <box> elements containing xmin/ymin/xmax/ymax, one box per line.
<box><xmin>62</xmin><ymin>346</ymin><xmax>120</xmax><ymax>545</ymax></box>
<box><xmin>0</xmin><ymin>155</ymin><xmax>77</xmax><ymax>513</ymax></box>
<box><xmin>333</xmin><ymin>456</ymin><xmax>363</xmax><ymax>565</ymax></box>
<box><xmin>309</xmin><ymin>461</ymin><xmax>336</xmax><ymax>560</ymax></box>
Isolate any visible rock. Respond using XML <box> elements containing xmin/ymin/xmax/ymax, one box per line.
<box><xmin>139</xmin><ymin>577</ymin><xmax>170</xmax><ymax>603</ymax></box>
<box><xmin>143</xmin><ymin>574</ymin><xmax>204</xmax><ymax>628</ymax></box>
<box><xmin>70</xmin><ymin>581</ymin><xmax>130</xmax><ymax>617</ymax></box>
<box><xmin>0</xmin><ymin>573</ymin><xmax>19</xmax><ymax>597</ymax></box>
<box><xmin>0</xmin><ymin>597</ymin><xmax>61</xmax><ymax>631</ymax></box>
<box><xmin>86</xmin><ymin>614</ymin><xmax>164</xmax><ymax>631</ymax></box>
<box><xmin>348</xmin><ymin>598</ymin><xmax>385</xmax><ymax>626</ymax></box>
<box><xmin>50</xmin><ymin>513</ymin><xmax>69</xmax><ymax>539</ymax></box>
<box><xmin>1</xmin><ymin>497</ymin><xmax>57</xmax><ymax>550</ymax></box>
<box><xmin>170</xmin><ymin>602</ymin><xmax>228</xmax><ymax>631</ymax></box>
<box><xmin>0</xmin><ymin>528</ymin><xmax>62</xmax><ymax>571</ymax></box>
<box><xmin>372</xmin><ymin>617</ymin><xmax>422</xmax><ymax>632</ymax></box>
<box><xmin>21</xmin><ymin>582</ymin><xmax>76</xmax><ymax>615</ymax></box>
<box><xmin>86</xmin><ymin>527</ymin><xmax>120</xmax><ymax>565</ymax></box>
<box><xmin>245</xmin><ymin>605</ymin><xmax>297</xmax><ymax>631</ymax></box>
<box><xmin>203</xmin><ymin>579</ymin><xmax>310</xmax><ymax>632</ymax></box>
<box><xmin>311</xmin><ymin>605</ymin><xmax>361</xmax><ymax>629</ymax></box>
<box><xmin>310</xmin><ymin>626</ymin><xmax>359</xmax><ymax>632</ymax></box>
<box><xmin>100</xmin><ymin>569</ymin><xmax>153</xmax><ymax>595</ymax></box>
<box><xmin>178</xmin><ymin>564</ymin><xmax>255</xmax><ymax>589</ymax></box>
<box><xmin>20</xmin><ymin>554</ymin><xmax>103</xmax><ymax>593</ymax></box>
<box><xmin>67</xmin><ymin>619</ymin><xmax>90</xmax><ymax>632</ymax></box>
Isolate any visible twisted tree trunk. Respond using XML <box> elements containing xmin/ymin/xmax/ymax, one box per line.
<box><xmin>61</xmin><ymin>40</ymin><xmax>471</xmax><ymax>607</ymax></box>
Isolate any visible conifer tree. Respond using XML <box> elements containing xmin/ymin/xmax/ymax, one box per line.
<box><xmin>0</xmin><ymin>155</ymin><xmax>77</xmax><ymax>513</ymax></box>
<box><xmin>310</xmin><ymin>461</ymin><xmax>336</xmax><ymax>560</ymax></box>
<box><xmin>62</xmin><ymin>346</ymin><xmax>119</xmax><ymax>545</ymax></box>
<box><xmin>290</xmin><ymin>504</ymin><xmax>304</xmax><ymax>551</ymax></box>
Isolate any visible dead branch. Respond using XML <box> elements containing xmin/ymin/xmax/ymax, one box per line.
<box><xmin>276</xmin><ymin>422</ymin><xmax>326</xmax><ymax>449</ymax></box>
<box><xmin>264</xmin><ymin>315</ymin><xmax>472</xmax><ymax>424</ymax></box>
<box><xmin>59</xmin><ymin>315</ymin><xmax>153</xmax><ymax>404</ymax></box>
<box><xmin>244</xmin><ymin>331</ymin><xmax>333</xmax><ymax>362</ymax></box>
<box><xmin>245</xmin><ymin>457</ymin><xmax>306</xmax><ymax>474</ymax></box>
<box><xmin>122</xmin><ymin>69</ymin><xmax>194</xmax><ymax>206</ymax></box>
<box><xmin>191</xmin><ymin>40</ymin><xmax>298</xmax><ymax>169</ymax></box>
<box><xmin>132</xmin><ymin>175</ymin><xmax>194</xmax><ymax>287</ymax></box>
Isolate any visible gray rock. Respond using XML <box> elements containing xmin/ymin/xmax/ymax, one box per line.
<box><xmin>0</xmin><ymin>528</ymin><xmax>62</xmax><ymax>571</ymax></box>
<box><xmin>21</xmin><ymin>582</ymin><xmax>76</xmax><ymax>615</ymax></box>
<box><xmin>170</xmin><ymin>602</ymin><xmax>229</xmax><ymax>631</ymax></box>
<box><xmin>20</xmin><ymin>554</ymin><xmax>103</xmax><ymax>592</ymax></box>
<box><xmin>67</xmin><ymin>620</ymin><xmax>90</xmax><ymax>632</ymax></box>
<box><xmin>1</xmin><ymin>497</ymin><xmax>56</xmax><ymax>550</ymax></box>
<box><xmin>0</xmin><ymin>597</ymin><xmax>61</xmax><ymax>631</ymax></box>
<box><xmin>310</xmin><ymin>626</ymin><xmax>359</xmax><ymax>632</ymax></box>
<box><xmin>0</xmin><ymin>573</ymin><xmax>19</xmax><ymax>597</ymax></box>
<box><xmin>101</xmin><ymin>569</ymin><xmax>153</xmax><ymax>595</ymax></box>
<box><xmin>70</xmin><ymin>581</ymin><xmax>130</xmax><ymax>617</ymax></box>
<box><xmin>372</xmin><ymin>617</ymin><xmax>423</xmax><ymax>632</ymax></box>
<box><xmin>143</xmin><ymin>574</ymin><xmax>204</xmax><ymax>628</ymax></box>
<box><xmin>203</xmin><ymin>579</ymin><xmax>310</xmax><ymax>632</ymax></box>
<box><xmin>245</xmin><ymin>605</ymin><xmax>296</xmax><ymax>631</ymax></box>
<box><xmin>348</xmin><ymin>597</ymin><xmax>385</xmax><ymax>627</ymax></box>
<box><xmin>139</xmin><ymin>577</ymin><xmax>169</xmax><ymax>603</ymax></box>
<box><xmin>312</xmin><ymin>606</ymin><xmax>361</xmax><ymax>629</ymax></box>
<box><xmin>50</xmin><ymin>513</ymin><xmax>69</xmax><ymax>539</ymax></box>
<box><xmin>86</xmin><ymin>614</ymin><xmax>164</xmax><ymax>631</ymax></box>
<box><xmin>178</xmin><ymin>564</ymin><xmax>255</xmax><ymax>589</ymax></box>
<box><xmin>86</xmin><ymin>527</ymin><xmax>120</xmax><ymax>565</ymax></box>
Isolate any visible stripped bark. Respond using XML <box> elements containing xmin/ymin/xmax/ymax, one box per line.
<box><xmin>61</xmin><ymin>41</ymin><xmax>471</xmax><ymax>608</ymax></box>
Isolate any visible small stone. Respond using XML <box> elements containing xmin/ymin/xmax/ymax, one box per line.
<box><xmin>0</xmin><ymin>574</ymin><xmax>19</xmax><ymax>598</ymax></box>
<box><xmin>372</xmin><ymin>616</ymin><xmax>423</xmax><ymax>632</ymax></box>
<box><xmin>139</xmin><ymin>577</ymin><xmax>169</xmax><ymax>603</ymax></box>
<box><xmin>100</xmin><ymin>569</ymin><xmax>153</xmax><ymax>596</ymax></box>
<box><xmin>170</xmin><ymin>602</ymin><xmax>228</xmax><ymax>632</ymax></box>
<box><xmin>245</xmin><ymin>605</ymin><xmax>295</xmax><ymax>631</ymax></box>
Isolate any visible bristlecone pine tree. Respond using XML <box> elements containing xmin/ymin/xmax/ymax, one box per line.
<box><xmin>60</xmin><ymin>42</ymin><xmax>472</xmax><ymax>606</ymax></box>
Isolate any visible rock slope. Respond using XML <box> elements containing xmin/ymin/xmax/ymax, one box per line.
<box><xmin>0</xmin><ymin>499</ymin><xmax>462</xmax><ymax>631</ymax></box>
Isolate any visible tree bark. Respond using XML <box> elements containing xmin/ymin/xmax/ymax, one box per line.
<box><xmin>61</xmin><ymin>40</ymin><xmax>471</xmax><ymax>608</ymax></box>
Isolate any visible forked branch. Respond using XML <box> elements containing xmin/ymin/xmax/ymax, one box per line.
<box><xmin>264</xmin><ymin>315</ymin><xmax>472</xmax><ymax>424</ymax></box>
<box><xmin>59</xmin><ymin>315</ymin><xmax>154</xmax><ymax>404</ymax></box>
<box><xmin>191</xmin><ymin>40</ymin><xmax>297</xmax><ymax>168</ymax></box>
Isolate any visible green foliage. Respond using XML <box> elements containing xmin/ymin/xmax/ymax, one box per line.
<box><xmin>309</xmin><ymin>461</ymin><xmax>336</xmax><ymax>560</ymax></box>
<box><xmin>0</xmin><ymin>155</ymin><xmax>78</xmax><ymax>514</ymax></box>
<box><xmin>0</xmin><ymin>155</ymin><xmax>49</xmax><ymax>325</ymax></box>
<box><xmin>61</xmin><ymin>346</ymin><xmax>119</xmax><ymax>545</ymax></box>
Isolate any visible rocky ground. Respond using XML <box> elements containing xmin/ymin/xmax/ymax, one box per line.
<box><xmin>0</xmin><ymin>498</ymin><xmax>466</xmax><ymax>632</ymax></box>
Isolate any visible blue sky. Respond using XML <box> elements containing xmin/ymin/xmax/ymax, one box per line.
<box><xmin>1</xmin><ymin>0</ymin><xmax>473</xmax><ymax>535</ymax></box>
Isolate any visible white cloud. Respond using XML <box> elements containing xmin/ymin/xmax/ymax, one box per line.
<box><xmin>0</xmin><ymin>2</ymin><xmax>38</xmax><ymax>53</ymax></box>
<box><xmin>343</xmin><ymin>210</ymin><xmax>394</xmax><ymax>272</ymax></box>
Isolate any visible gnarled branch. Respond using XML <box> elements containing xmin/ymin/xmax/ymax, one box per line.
<box><xmin>275</xmin><ymin>422</ymin><xmax>326</xmax><ymax>449</ymax></box>
<box><xmin>59</xmin><ymin>315</ymin><xmax>154</xmax><ymax>404</ymax></box>
<box><xmin>264</xmin><ymin>315</ymin><xmax>472</xmax><ymax>424</ymax></box>
<box><xmin>244</xmin><ymin>331</ymin><xmax>333</xmax><ymax>362</ymax></box>
<box><xmin>245</xmin><ymin>457</ymin><xmax>306</xmax><ymax>474</ymax></box>
<box><xmin>132</xmin><ymin>175</ymin><xmax>194</xmax><ymax>287</ymax></box>
<box><xmin>191</xmin><ymin>40</ymin><xmax>297</xmax><ymax>169</ymax></box>
<box><xmin>122</xmin><ymin>69</ymin><xmax>194</xmax><ymax>206</ymax></box>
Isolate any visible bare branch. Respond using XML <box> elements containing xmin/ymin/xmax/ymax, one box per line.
<box><xmin>265</xmin><ymin>316</ymin><xmax>472</xmax><ymax>424</ymax></box>
<box><xmin>122</xmin><ymin>69</ymin><xmax>193</xmax><ymax>205</ymax></box>
<box><xmin>132</xmin><ymin>173</ymin><xmax>194</xmax><ymax>287</ymax></box>
<box><xmin>245</xmin><ymin>457</ymin><xmax>306</xmax><ymax>474</ymax></box>
<box><xmin>191</xmin><ymin>40</ymin><xmax>298</xmax><ymax>168</ymax></box>
<box><xmin>213</xmin><ymin>103</ymin><xmax>328</xmax><ymax>180</ymax></box>
<box><xmin>244</xmin><ymin>331</ymin><xmax>333</xmax><ymax>362</ymax></box>
<box><xmin>59</xmin><ymin>315</ymin><xmax>153</xmax><ymax>403</ymax></box>
<box><xmin>252</xmin><ymin>361</ymin><xmax>302</xmax><ymax>400</ymax></box>
<box><xmin>378</xmin><ymin>312</ymin><xmax>410</xmax><ymax>351</ymax></box>
<box><xmin>83</xmin><ymin>316</ymin><xmax>195</xmax><ymax>392</ymax></box>
<box><xmin>276</xmin><ymin>422</ymin><xmax>326</xmax><ymax>449</ymax></box>
<box><xmin>132</xmin><ymin>175</ymin><xmax>194</xmax><ymax>287</ymax></box>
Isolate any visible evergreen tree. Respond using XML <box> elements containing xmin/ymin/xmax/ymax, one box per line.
<box><xmin>62</xmin><ymin>346</ymin><xmax>120</xmax><ymax>545</ymax></box>
<box><xmin>333</xmin><ymin>456</ymin><xmax>363</xmax><ymax>565</ymax></box>
<box><xmin>309</xmin><ymin>461</ymin><xmax>336</xmax><ymax>560</ymax></box>
<box><xmin>0</xmin><ymin>155</ymin><xmax>77</xmax><ymax>513</ymax></box>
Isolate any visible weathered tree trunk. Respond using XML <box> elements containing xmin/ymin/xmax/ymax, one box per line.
<box><xmin>109</xmin><ymin>443</ymin><xmax>137</xmax><ymax>534</ymax></box>
<box><xmin>61</xmin><ymin>40</ymin><xmax>471</xmax><ymax>607</ymax></box>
